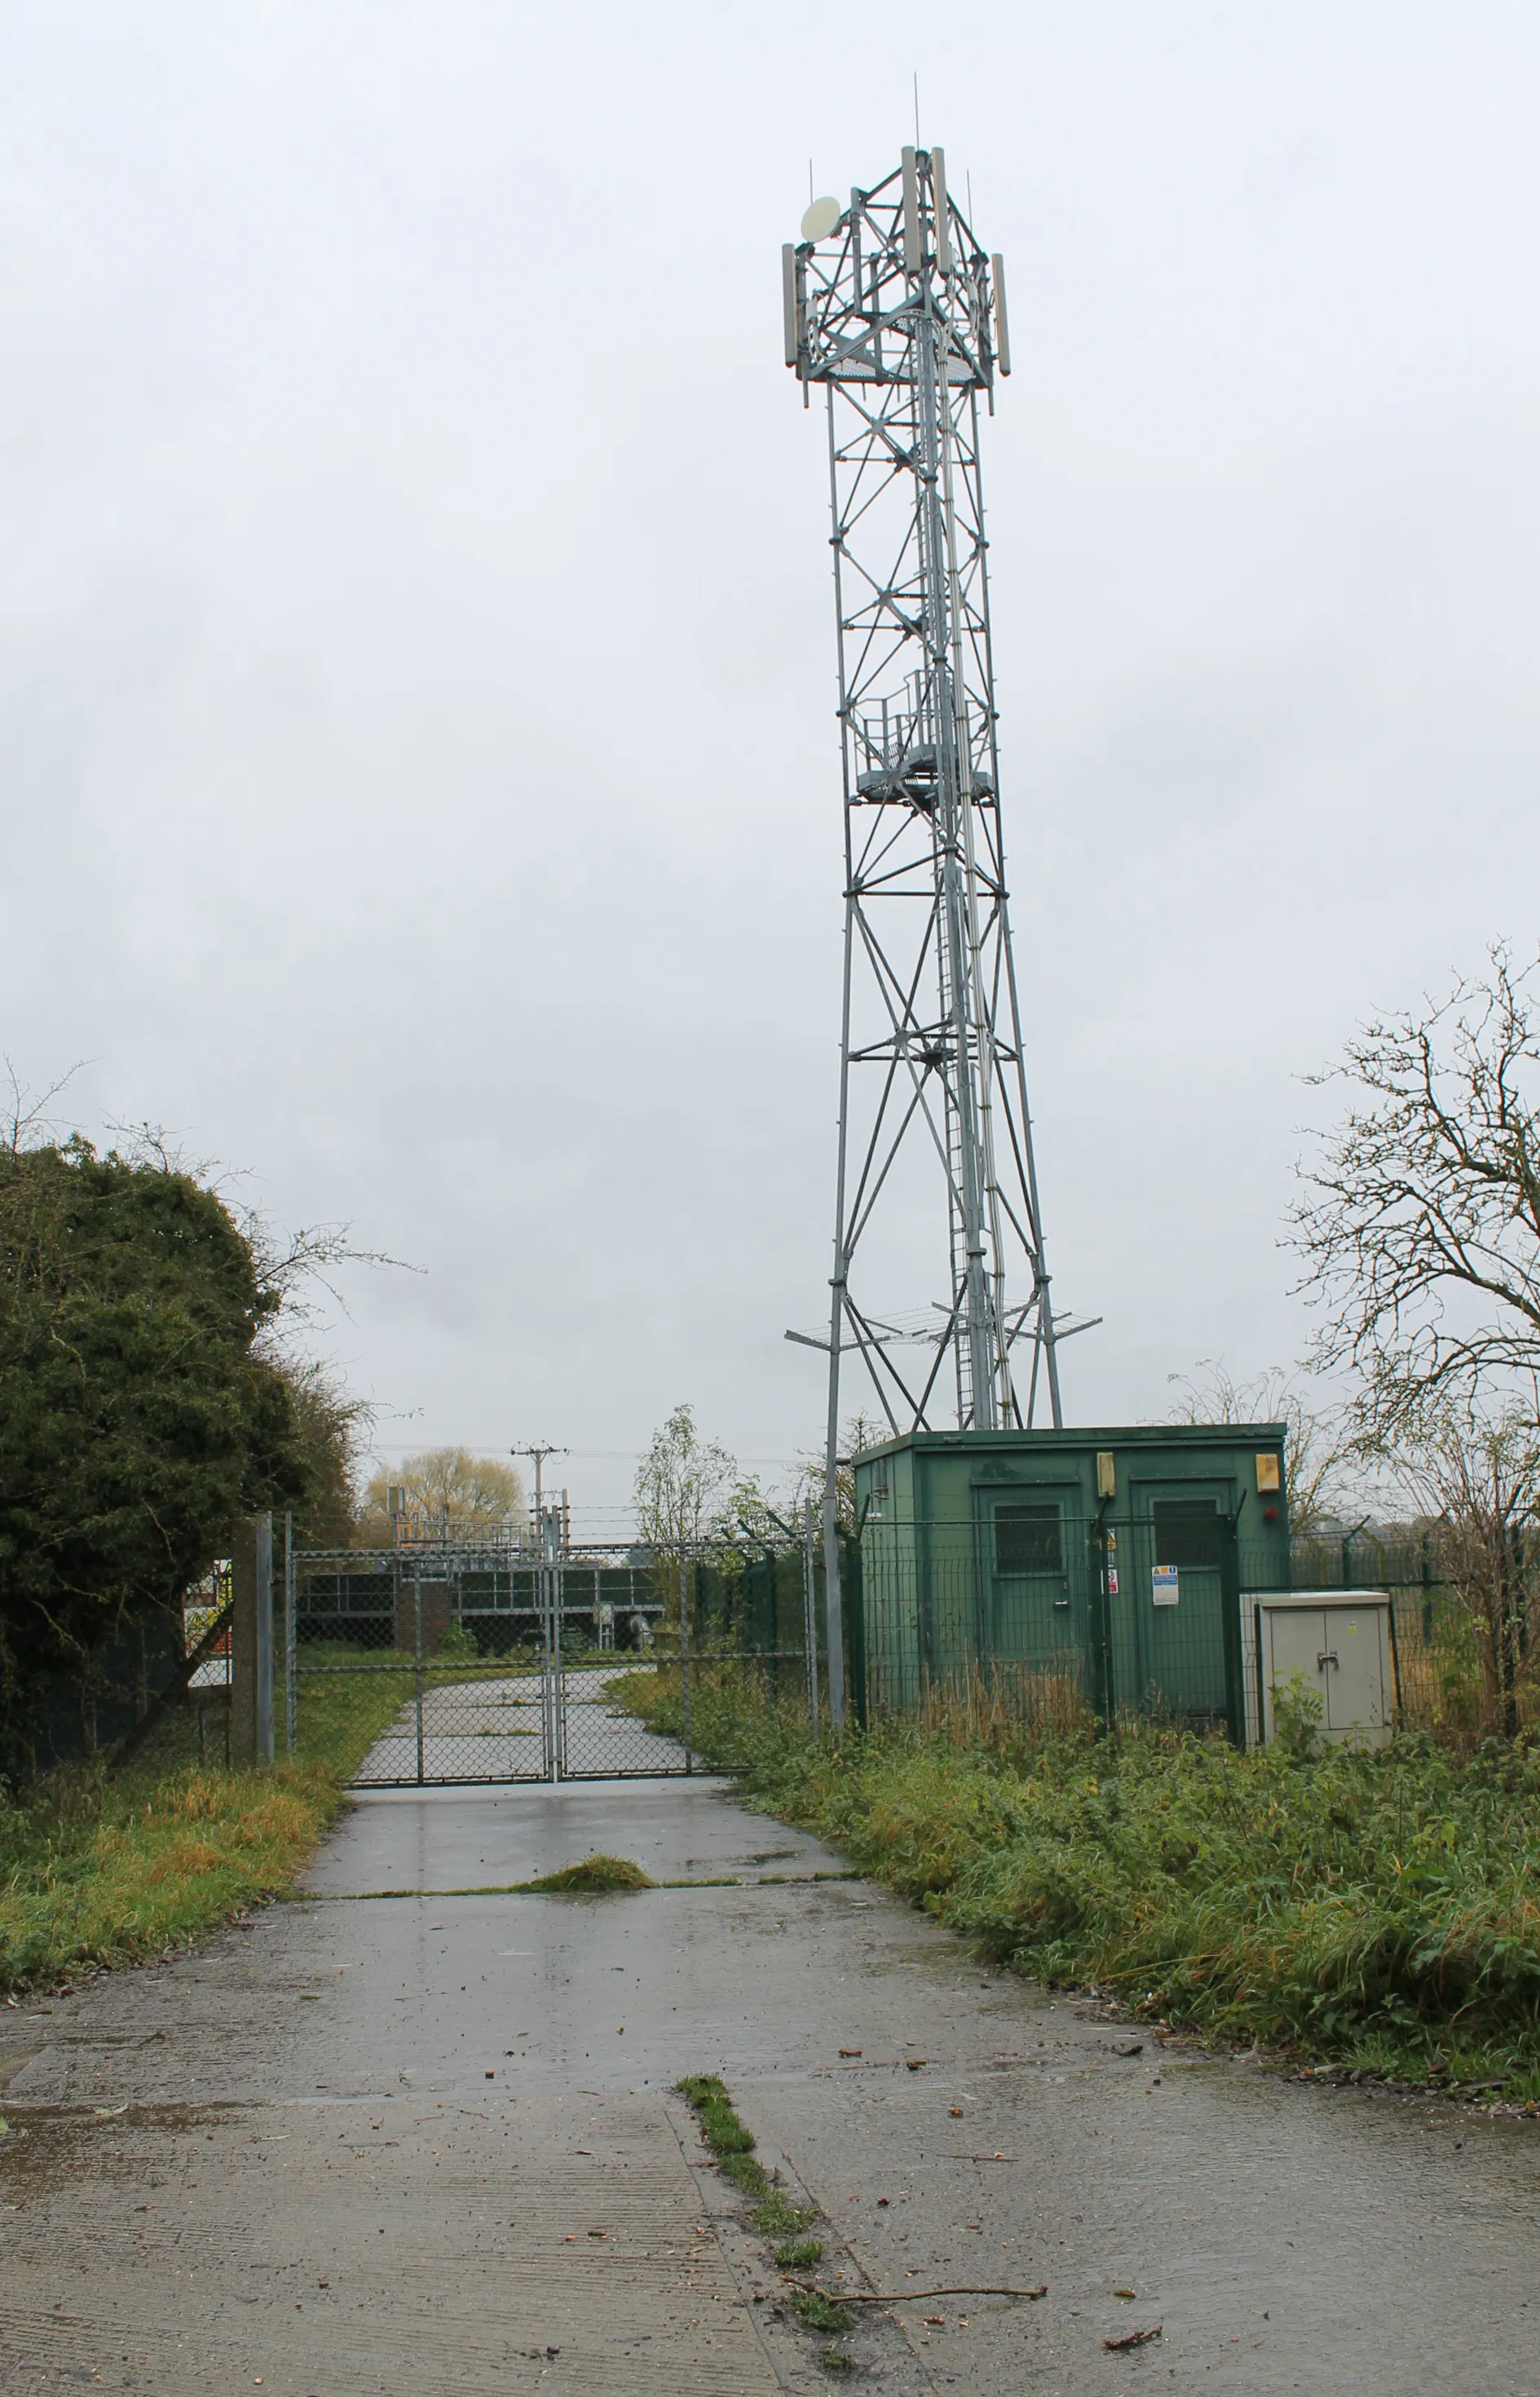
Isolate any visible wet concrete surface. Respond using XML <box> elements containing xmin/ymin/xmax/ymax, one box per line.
<box><xmin>298</xmin><ymin>1774</ymin><xmax>836</xmax><ymax>1896</ymax></box>
<box><xmin>5</xmin><ymin>1776</ymin><xmax>1540</xmax><ymax>2390</ymax></box>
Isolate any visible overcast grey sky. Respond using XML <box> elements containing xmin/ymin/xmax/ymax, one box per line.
<box><xmin>3</xmin><ymin>5</ymin><xmax>1538</xmax><ymax>1524</ymax></box>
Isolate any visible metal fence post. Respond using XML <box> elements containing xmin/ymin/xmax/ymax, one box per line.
<box><xmin>681</xmin><ymin>1557</ymin><xmax>693</xmax><ymax>1774</ymax></box>
<box><xmin>802</xmin><ymin>1498</ymin><xmax>821</xmax><ymax>1725</ymax></box>
<box><xmin>823</xmin><ymin>1500</ymin><xmax>846</xmax><ymax>1735</ymax></box>
<box><xmin>547</xmin><ymin>1556</ymin><xmax>555</xmax><ymax>1781</ymax></box>
<box><xmin>1220</xmin><ymin>1515</ymin><xmax>1246</xmax><ymax>1748</ymax></box>
<box><xmin>254</xmin><ymin>1512</ymin><xmax>275</xmax><ymax>1764</ymax></box>
<box><xmin>845</xmin><ymin>1537</ymin><xmax>867</xmax><ymax>1732</ymax></box>
<box><xmin>284</xmin><ymin>1511</ymin><xmax>297</xmax><ymax>1755</ymax></box>
<box><xmin>539</xmin><ymin>1524</ymin><xmax>559</xmax><ymax>1786</ymax></box>
<box><xmin>552</xmin><ymin>1529</ymin><xmax>565</xmax><ymax>1779</ymax></box>
<box><xmin>1088</xmin><ymin>1510</ymin><xmax>1113</xmax><ymax>1735</ymax></box>
<box><xmin>1387</xmin><ymin>1596</ymin><xmax>1405</xmax><ymax>1724</ymax></box>
<box><xmin>228</xmin><ymin>1525</ymin><xmax>256</xmax><ymax>1766</ymax></box>
<box><xmin>414</xmin><ymin>1572</ymin><xmax>425</xmax><ymax>1786</ymax></box>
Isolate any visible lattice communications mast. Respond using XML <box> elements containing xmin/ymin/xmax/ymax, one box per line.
<box><xmin>784</xmin><ymin>149</ymin><xmax>1065</xmax><ymax>1717</ymax></box>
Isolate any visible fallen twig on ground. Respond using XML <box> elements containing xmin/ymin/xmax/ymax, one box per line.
<box><xmin>795</xmin><ymin>2280</ymin><xmax>1048</xmax><ymax>2305</ymax></box>
<box><xmin>1102</xmin><ymin>2322</ymin><xmax>1163</xmax><ymax>2351</ymax></box>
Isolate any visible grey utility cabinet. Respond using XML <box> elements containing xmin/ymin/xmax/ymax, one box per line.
<box><xmin>1245</xmin><ymin>1590</ymin><xmax>1394</xmax><ymax>1750</ymax></box>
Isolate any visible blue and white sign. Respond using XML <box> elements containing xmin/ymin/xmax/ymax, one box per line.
<box><xmin>1151</xmin><ymin>1565</ymin><xmax>1180</xmax><ymax>1608</ymax></box>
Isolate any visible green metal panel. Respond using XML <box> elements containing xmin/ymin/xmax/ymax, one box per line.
<box><xmin>975</xmin><ymin>1484</ymin><xmax>1089</xmax><ymax>1670</ymax></box>
<box><xmin>853</xmin><ymin>1424</ymin><xmax>1290</xmax><ymax>1739</ymax></box>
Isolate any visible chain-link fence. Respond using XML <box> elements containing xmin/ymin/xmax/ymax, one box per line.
<box><xmin>1291</xmin><ymin>1527</ymin><xmax>1540</xmax><ymax>1742</ymax></box>
<box><xmin>850</xmin><ymin>1509</ymin><xmax>1540</xmax><ymax>1749</ymax></box>
<box><xmin>854</xmin><ymin>1511</ymin><xmax>1288</xmax><ymax>1740</ymax></box>
<box><xmin>288</xmin><ymin>1538</ymin><xmax>819</xmax><ymax>1785</ymax></box>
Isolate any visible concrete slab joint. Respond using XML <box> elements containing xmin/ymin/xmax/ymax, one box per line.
<box><xmin>6</xmin><ymin>1779</ymin><xmax>1540</xmax><ymax>2392</ymax></box>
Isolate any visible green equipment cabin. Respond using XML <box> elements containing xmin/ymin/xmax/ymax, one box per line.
<box><xmin>850</xmin><ymin>1424</ymin><xmax>1291</xmax><ymax>1740</ymax></box>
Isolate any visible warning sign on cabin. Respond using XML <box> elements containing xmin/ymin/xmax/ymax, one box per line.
<box><xmin>1151</xmin><ymin>1565</ymin><xmax>1180</xmax><ymax>1608</ymax></box>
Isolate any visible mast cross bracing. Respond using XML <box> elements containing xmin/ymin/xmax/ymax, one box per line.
<box><xmin>783</xmin><ymin>147</ymin><xmax>1074</xmax><ymax>1712</ymax></box>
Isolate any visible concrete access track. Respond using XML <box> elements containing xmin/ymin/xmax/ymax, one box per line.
<box><xmin>4</xmin><ymin>1777</ymin><xmax>1540</xmax><ymax>2394</ymax></box>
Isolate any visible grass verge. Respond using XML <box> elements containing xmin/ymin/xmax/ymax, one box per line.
<box><xmin>0</xmin><ymin>1654</ymin><xmax>406</xmax><ymax>1992</ymax></box>
<box><xmin>631</xmin><ymin>1665</ymin><xmax>1540</xmax><ymax>2102</ymax></box>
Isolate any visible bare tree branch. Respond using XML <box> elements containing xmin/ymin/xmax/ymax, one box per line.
<box><xmin>245</xmin><ymin>1213</ymin><xmax>421</xmax><ymax>1333</ymax></box>
<box><xmin>2</xmin><ymin>1057</ymin><xmax>90</xmax><ymax>1154</ymax></box>
<box><xmin>97</xmin><ymin>1120</ymin><xmax>418</xmax><ymax>1329</ymax></box>
<box><xmin>1291</xmin><ymin>946</ymin><xmax>1540</xmax><ymax>1433</ymax></box>
<box><xmin>1165</xmin><ymin>1361</ymin><xmax>1352</xmax><ymax>1535</ymax></box>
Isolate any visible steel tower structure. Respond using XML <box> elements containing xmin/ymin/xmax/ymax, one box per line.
<box><xmin>783</xmin><ymin>148</ymin><xmax>1069</xmax><ymax>1715</ymax></box>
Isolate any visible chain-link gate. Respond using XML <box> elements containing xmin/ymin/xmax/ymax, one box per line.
<box><xmin>286</xmin><ymin>1534</ymin><xmax>819</xmax><ymax>1786</ymax></box>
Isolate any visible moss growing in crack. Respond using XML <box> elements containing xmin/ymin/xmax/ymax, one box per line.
<box><xmin>677</xmin><ymin>2073</ymin><xmax>770</xmax><ymax>2196</ymax></box>
<box><xmin>792</xmin><ymin>2289</ymin><xmax>854</xmax><ymax>2334</ymax></box>
<box><xmin>677</xmin><ymin>2073</ymin><xmax>754</xmax><ymax>2150</ymax></box>
<box><xmin>677</xmin><ymin>2073</ymin><xmax>845</xmax><ymax>2337</ymax></box>
<box><xmin>748</xmin><ymin>2188</ymin><xmax>816</xmax><ymax>2240</ymax></box>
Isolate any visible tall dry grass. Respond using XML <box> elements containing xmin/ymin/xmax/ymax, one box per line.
<box><xmin>898</xmin><ymin>1660</ymin><xmax>1093</xmax><ymax>1746</ymax></box>
<box><xmin>0</xmin><ymin>1655</ymin><xmax>408</xmax><ymax>1989</ymax></box>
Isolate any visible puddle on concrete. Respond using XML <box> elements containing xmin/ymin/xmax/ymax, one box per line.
<box><xmin>1</xmin><ymin>2101</ymin><xmax>244</xmax><ymax>2201</ymax></box>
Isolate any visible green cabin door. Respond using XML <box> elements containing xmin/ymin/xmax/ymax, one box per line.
<box><xmin>978</xmin><ymin>1490</ymin><xmax>1086</xmax><ymax>1684</ymax></box>
<box><xmin>1131</xmin><ymin>1489</ymin><xmax>1232</xmax><ymax>1725</ymax></box>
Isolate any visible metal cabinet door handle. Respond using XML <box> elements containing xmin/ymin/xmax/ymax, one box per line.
<box><xmin>1317</xmin><ymin>1650</ymin><xmax>1339</xmax><ymax>1669</ymax></box>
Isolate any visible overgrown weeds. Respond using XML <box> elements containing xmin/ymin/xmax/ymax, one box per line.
<box><xmin>632</xmin><ymin>1666</ymin><xmax>1540</xmax><ymax>2099</ymax></box>
<box><xmin>773</xmin><ymin>2235</ymin><xmax>826</xmax><ymax>2269</ymax></box>
<box><xmin>0</xmin><ymin>1658</ymin><xmax>405</xmax><ymax>1990</ymax></box>
<box><xmin>748</xmin><ymin>2187</ymin><xmax>817</xmax><ymax>2240</ymax></box>
<box><xmin>792</xmin><ymin>2288</ymin><xmax>854</xmax><ymax>2334</ymax></box>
